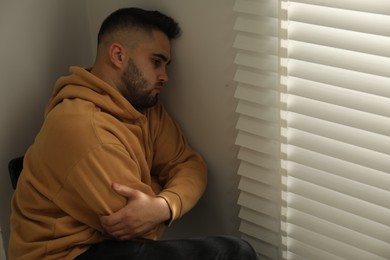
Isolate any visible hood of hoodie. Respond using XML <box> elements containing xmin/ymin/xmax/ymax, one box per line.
<box><xmin>45</xmin><ymin>66</ymin><xmax>145</xmax><ymax>122</ymax></box>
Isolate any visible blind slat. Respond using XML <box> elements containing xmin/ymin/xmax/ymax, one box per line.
<box><xmin>291</xmin><ymin>0</ymin><xmax>390</xmax><ymax>16</ymax></box>
<box><xmin>288</xmin><ymin>40</ymin><xmax>390</xmax><ymax>78</ymax></box>
<box><xmin>288</xmin><ymin>208</ymin><xmax>390</xmax><ymax>257</ymax></box>
<box><xmin>236</xmin><ymin>100</ymin><xmax>280</xmax><ymax>122</ymax></box>
<box><xmin>287</xmin><ymin>146</ymin><xmax>390</xmax><ymax>192</ymax></box>
<box><xmin>288</xmin><ymin>77</ymin><xmax>390</xmax><ymax>118</ymax></box>
<box><xmin>234</xmin><ymin>34</ymin><xmax>278</xmax><ymax>54</ymax></box>
<box><xmin>234</xmin><ymin>69</ymin><xmax>278</xmax><ymax>89</ymax></box>
<box><xmin>288</xmin><ymin>177</ymin><xmax>390</xmax><ymax>226</ymax></box>
<box><xmin>238</xmin><ymin>192</ymin><xmax>280</xmax><ymax>218</ymax></box>
<box><xmin>237</xmin><ymin>161</ymin><xmax>280</xmax><ymax>186</ymax></box>
<box><xmin>238</xmin><ymin>147</ymin><xmax>280</xmax><ymax>170</ymax></box>
<box><xmin>233</xmin><ymin>0</ymin><xmax>278</xmax><ymax>17</ymax></box>
<box><xmin>236</xmin><ymin>115</ymin><xmax>280</xmax><ymax>140</ymax></box>
<box><xmin>289</xmin><ymin>2</ymin><xmax>390</xmax><ymax>37</ymax></box>
<box><xmin>288</xmin><ymin>224</ymin><xmax>389</xmax><ymax>260</ymax></box>
<box><xmin>234</xmin><ymin>16</ymin><xmax>278</xmax><ymax>36</ymax></box>
<box><xmin>236</xmin><ymin>131</ymin><xmax>279</xmax><ymax>155</ymax></box>
<box><xmin>234</xmin><ymin>52</ymin><xmax>278</xmax><ymax>72</ymax></box>
<box><xmin>239</xmin><ymin>207</ymin><xmax>280</xmax><ymax>232</ymax></box>
<box><xmin>288</xmin><ymin>162</ymin><xmax>390</xmax><ymax>209</ymax></box>
<box><xmin>288</xmin><ymin>128</ymin><xmax>390</xmax><ymax>173</ymax></box>
<box><xmin>287</xmin><ymin>238</ymin><xmax>344</xmax><ymax>260</ymax></box>
<box><xmin>235</xmin><ymin>84</ymin><xmax>279</xmax><ymax>107</ymax></box>
<box><xmin>288</xmin><ymin>95</ymin><xmax>390</xmax><ymax>137</ymax></box>
<box><xmin>288</xmin><ymin>21</ymin><xmax>390</xmax><ymax>58</ymax></box>
<box><xmin>288</xmin><ymin>193</ymin><xmax>390</xmax><ymax>244</ymax></box>
<box><xmin>239</xmin><ymin>176</ymin><xmax>279</xmax><ymax>202</ymax></box>
<box><xmin>287</xmin><ymin>112</ymin><xmax>390</xmax><ymax>155</ymax></box>
<box><xmin>288</xmin><ymin>60</ymin><xmax>390</xmax><ymax>98</ymax></box>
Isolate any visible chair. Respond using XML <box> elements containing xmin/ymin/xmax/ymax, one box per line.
<box><xmin>8</xmin><ymin>156</ymin><xmax>24</xmax><ymax>189</ymax></box>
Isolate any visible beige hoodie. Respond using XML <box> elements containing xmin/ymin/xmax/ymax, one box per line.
<box><xmin>9</xmin><ymin>67</ymin><xmax>207</xmax><ymax>259</ymax></box>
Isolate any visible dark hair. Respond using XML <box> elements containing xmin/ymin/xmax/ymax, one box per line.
<box><xmin>97</xmin><ymin>7</ymin><xmax>181</xmax><ymax>44</ymax></box>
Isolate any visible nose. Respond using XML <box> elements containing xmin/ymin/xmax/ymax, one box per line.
<box><xmin>158</xmin><ymin>69</ymin><xmax>169</xmax><ymax>83</ymax></box>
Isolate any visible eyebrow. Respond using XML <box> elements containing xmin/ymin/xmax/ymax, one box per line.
<box><xmin>152</xmin><ymin>53</ymin><xmax>171</xmax><ymax>65</ymax></box>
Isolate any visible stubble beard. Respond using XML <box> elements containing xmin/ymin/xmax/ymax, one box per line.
<box><xmin>121</xmin><ymin>59</ymin><xmax>159</xmax><ymax>110</ymax></box>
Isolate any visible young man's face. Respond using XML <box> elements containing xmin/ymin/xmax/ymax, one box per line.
<box><xmin>121</xmin><ymin>30</ymin><xmax>171</xmax><ymax>109</ymax></box>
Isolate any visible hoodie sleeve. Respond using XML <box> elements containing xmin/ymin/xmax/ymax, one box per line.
<box><xmin>150</xmin><ymin>105</ymin><xmax>208</xmax><ymax>223</ymax></box>
<box><xmin>52</xmin><ymin>143</ymin><xmax>156</xmax><ymax>232</ymax></box>
<box><xmin>36</xmin><ymin>98</ymin><xmax>158</xmax><ymax>233</ymax></box>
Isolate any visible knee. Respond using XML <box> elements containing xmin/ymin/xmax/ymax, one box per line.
<box><xmin>210</xmin><ymin>235</ymin><xmax>258</xmax><ymax>260</ymax></box>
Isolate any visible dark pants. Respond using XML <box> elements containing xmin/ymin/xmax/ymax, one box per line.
<box><xmin>75</xmin><ymin>235</ymin><xmax>258</xmax><ymax>260</ymax></box>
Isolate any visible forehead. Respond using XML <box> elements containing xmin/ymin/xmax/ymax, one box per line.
<box><xmin>133</xmin><ymin>30</ymin><xmax>171</xmax><ymax>59</ymax></box>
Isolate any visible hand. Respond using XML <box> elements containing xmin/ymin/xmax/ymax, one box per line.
<box><xmin>99</xmin><ymin>183</ymin><xmax>171</xmax><ymax>240</ymax></box>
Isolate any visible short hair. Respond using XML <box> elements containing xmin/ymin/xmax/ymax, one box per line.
<box><xmin>97</xmin><ymin>7</ymin><xmax>181</xmax><ymax>44</ymax></box>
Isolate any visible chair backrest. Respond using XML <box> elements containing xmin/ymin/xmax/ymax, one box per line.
<box><xmin>8</xmin><ymin>156</ymin><xmax>24</xmax><ymax>189</ymax></box>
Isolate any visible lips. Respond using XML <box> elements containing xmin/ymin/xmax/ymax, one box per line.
<box><xmin>154</xmin><ymin>83</ymin><xmax>163</xmax><ymax>92</ymax></box>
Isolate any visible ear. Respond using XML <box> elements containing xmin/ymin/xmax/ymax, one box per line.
<box><xmin>108</xmin><ymin>43</ymin><xmax>126</xmax><ymax>69</ymax></box>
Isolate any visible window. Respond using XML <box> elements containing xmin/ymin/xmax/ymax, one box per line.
<box><xmin>233</xmin><ymin>0</ymin><xmax>390</xmax><ymax>259</ymax></box>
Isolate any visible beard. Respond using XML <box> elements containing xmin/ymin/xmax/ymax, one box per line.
<box><xmin>121</xmin><ymin>59</ymin><xmax>159</xmax><ymax>109</ymax></box>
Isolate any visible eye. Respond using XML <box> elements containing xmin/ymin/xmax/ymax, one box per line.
<box><xmin>152</xmin><ymin>58</ymin><xmax>162</xmax><ymax>68</ymax></box>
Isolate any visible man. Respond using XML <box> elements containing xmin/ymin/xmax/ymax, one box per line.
<box><xmin>9</xmin><ymin>7</ymin><xmax>257</xmax><ymax>259</ymax></box>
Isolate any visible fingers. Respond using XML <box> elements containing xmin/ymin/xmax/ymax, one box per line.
<box><xmin>99</xmin><ymin>183</ymin><xmax>141</xmax><ymax>239</ymax></box>
<box><xmin>99</xmin><ymin>209</ymin><xmax>122</xmax><ymax>227</ymax></box>
<box><xmin>111</xmin><ymin>183</ymin><xmax>139</xmax><ymax>198</ymax></box>
<box><xmin>108</xmin><ymin>225</ymin><xmax>147</xmax><ymax>241</ymax></box>
<box><xmin>101</xmin><ymin>219</ymin><xmax>151</xmax><ymax>240</ymax></box>
<box><xmin>100</xmin><ymin>211</ymin><xmax>134</xmax><ymax>239</ymax></box>
<box><xmin>99</xmin><ymin>183</ymin><xmax>159</xmax><ymax>240</ymax></box>
<box><xmin>99</xmin><ymin>183</ymin><xmax>139</xmax><ymax>226</ymax></box>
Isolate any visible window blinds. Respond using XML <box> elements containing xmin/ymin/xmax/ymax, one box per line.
<box><xmin>282</xmin><ymin>1</ymin><xmax>390</xmax><ymax>259</ymax></box>
<box><xmin>233</xmin><ymin>0</ymin><xmax>390</xmax><ymax>259</ymax></box>
<box><xmin>233</xmin><ymin>0</ymin><xmax>283</xmax><ymax>259</ymax></box>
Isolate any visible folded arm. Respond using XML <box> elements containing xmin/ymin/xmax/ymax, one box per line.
<box><xmin>99</xmin><ymin>183</ymin><xmax>171</xmax><ymax>240</ymax></box>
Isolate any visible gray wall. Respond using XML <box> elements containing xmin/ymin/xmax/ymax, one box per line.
<box><xmin>1</xmin><ymin>0</ymin><xmax>240</xmax><ymax>257</ymax></box>
<box><xmin>0</xmin><ymin>0</ymin><xmax>92</xmax><ymax>256</ymax></box>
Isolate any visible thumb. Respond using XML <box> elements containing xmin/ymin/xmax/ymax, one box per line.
<box><xmin>112</xmin><ymin>183</ymin><xmax>139</xmax><ymax>198</ymax></box>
